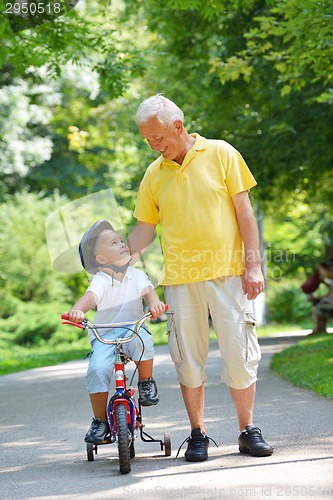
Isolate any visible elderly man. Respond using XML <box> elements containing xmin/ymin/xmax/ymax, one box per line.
<box><xmin>128</xmin><ymin>94</ymin><xmax>273</xmax><ymax>462</ymax></box>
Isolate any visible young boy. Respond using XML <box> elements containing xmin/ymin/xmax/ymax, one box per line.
<box><xmin>68</xmin><ymin>220</ymin><xmax>165</xmax><ymax>444</ymax></box>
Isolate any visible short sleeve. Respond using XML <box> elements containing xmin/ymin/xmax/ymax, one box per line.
<box><xmin>86</xmin><ymin>273</ymin><xmax>108</xmax><ymax>304</ymax></box>
<box><xmin>133</xmin><ymin>170</ymin><xmax>160</xmax><ymax>224</ymax></box>
<box><xmin>134</xmin><ymin>269</ymin><xmax>154</xmax><ymax>295</ymax></box>
<box><xmin>221</xmin><ymin>143</ymin><xmax>257</xmax><ymax>196</ymax></box>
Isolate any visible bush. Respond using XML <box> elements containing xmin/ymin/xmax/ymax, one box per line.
<box><xmin>0</xmin><ymin>291</ymin><xmax>21</xmax><ymax>318</ymax></box>
<box><xmin>0</xmin><ymin>301</ymin><xmax>69</xmax><ymax>346</ymax></box>
<box><xmin>266</xmin><ymin>282</ymin><xmax>312</xmax><ymax>324</ymax></box>
<box><xmin>0</xmin><ymin>191</ymin><xmax>77</xmax><ymax>303</ymax></box>
<box><xmin>48</xmin><ymin>323</ymin><xmax>87</xmax><ymax>346</ymax></box>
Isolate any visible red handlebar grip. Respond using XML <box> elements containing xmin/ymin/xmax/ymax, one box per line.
<box><xmin>164</xmin><ymin>304</ymin><xmax>169</xmax><ymax>311</ymax></box>
<box><xmin>61</xmin><ymin>313</ymin><xmax>85</xmax><ymax>329</ymax></box>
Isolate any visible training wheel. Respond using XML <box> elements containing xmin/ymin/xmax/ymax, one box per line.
<box><xmin>86</xmin><ymin>442</ymin><xmax>95</xmax><ymax>461</ymax></box>
<box><xmin>163</xmin><ymin>433</ymin><xmax>171</xmax><ymax>456</ymax></box>
<box><xmin>130</xmin><ymin>439</ymin><xmax>135</xmax><ymax>459</ymax></box>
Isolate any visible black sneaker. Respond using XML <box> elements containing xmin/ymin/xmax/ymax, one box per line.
<box><xmin>138</xmin><ymin>378</ymin><xmax>159</xmax><ymax>406</ymax></box>
<box><xmin>238</xmin><ymin>425</ymin><xmax>274</xmax><ymax>457</ymax></box>
<box><xmin>175</xmin><ymin>427</ymin><xmax>218</xmax><ymax>461</ymax></box>
<box><xmin>185</xmin><ymin>427</ymin><xmax>209</xmax><ymax>462</ymax></box>
<box><xmin>85</xmin><ymin>418</ymin><xmax>110</xmax><ymax>444</ymax></box>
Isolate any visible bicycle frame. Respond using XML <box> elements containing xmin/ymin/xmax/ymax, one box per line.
<box><xmin>107</xmin><ymin>345</ymin><xmax>139</xmax><ymax>440</ymax></box>
<box><xmin>61</xmin><ymin>312</ymin><xmax>151</xmax><ymax>437</ymax></box>
<box><xmin>61</xmin><ymin>309</ymin><xmax>171</xmax><ymax>473</ymax></box>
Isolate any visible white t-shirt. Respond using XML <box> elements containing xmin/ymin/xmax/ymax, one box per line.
<box><xmin>86</xmin><ymin>267</ymin><xmax>153</xmax><ymax>342</ymax></box>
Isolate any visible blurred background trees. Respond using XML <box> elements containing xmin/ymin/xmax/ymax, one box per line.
<box><xmin>0</xmin><ymin>0</ymin><xmax>332</xmax><ymax>343</ymax></box>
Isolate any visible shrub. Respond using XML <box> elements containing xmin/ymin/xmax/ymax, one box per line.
<box><xmin>0</xmin><ymin>191</ymin><xmax>76</xmax><ymax>303</ymax></box>
<box><xmin>0</xmin><ymin>301</ymin><xmax>68</xmax><ymax>346</ymax></box>
<box><xmin>266</xmin><ymin>282</ymin><xmax>312</xmax><ymax>324</ymax></box>
<box><xmin>0</xmin><ymin>291</ymin><xmax>21</xmax><ymax>318</ymax></box>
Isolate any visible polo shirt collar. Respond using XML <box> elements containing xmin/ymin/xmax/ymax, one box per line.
<box><xmin>159</xmin><ymin>133</ymin><xmax>207</xmax><ymax>169</ymax></box>
<box><xmin>190</xmin><ymin>133</ymin><xmax>207</xmax><ymax>151</ymax></box>
<box><xmin>101</xmin><ymin>266</ymin><xmax>134</xmax><ymax>286</ymax></box>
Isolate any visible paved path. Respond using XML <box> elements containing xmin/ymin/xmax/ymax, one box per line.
<box><xmin>0</xmin><ymin>333</ymin><xmax>332</xmax><ymax>499</ymax></box>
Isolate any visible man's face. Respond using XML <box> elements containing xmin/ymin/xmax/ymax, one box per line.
<box><xmin>138</xmin><ymin>115</ymin><xmax>183</xmax><ymax>161</ymax></box>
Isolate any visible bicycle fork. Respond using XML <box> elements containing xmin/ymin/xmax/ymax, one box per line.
<box><xmin>107</xmin><ymin>349</ymin><xmax>138</xmax><ymax>438</ymax></box>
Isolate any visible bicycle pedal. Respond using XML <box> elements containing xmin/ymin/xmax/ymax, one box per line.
<box><xmin>100</xmin><ymin>435</ymin><xmax>112</xmax><ymax>445</ymax></box>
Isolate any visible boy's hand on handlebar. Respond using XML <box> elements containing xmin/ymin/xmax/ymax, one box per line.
<box><xmin>148</xmin><ymin>301</ymin><xmax>167</xmax><ymax>320</ymax></box>
<box><xmin>68</xmin><ymin>310</ymin><xmax>85</xmax><ymax>324</ymax></box>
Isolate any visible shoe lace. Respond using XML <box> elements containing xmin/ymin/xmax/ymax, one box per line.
<box><xmin>247</xmin><ymin>427</ymin><xmax>265</xmax><ymax>442</ymax></box>
<box><xmin>140</xmin><ymin>380</ymin><xmax>150</xmax><ymax>389</ymax></box>
<box><xmin>92</xmin><ymin>418</ymin><xmax>108</xmax><ymax>433</ymax></box>
<box><xmin>140</xmin><ymin>379</ymin><xmax>156</xmax><ymax>395</ymax></box>
<box><xmin>174</xmin><ymin>433</ymin><xmax>218</xmax><ymax>460</ymax></box>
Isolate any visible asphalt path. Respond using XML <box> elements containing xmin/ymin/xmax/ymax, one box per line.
<box><xmin>0</xmin><ymin>331</ymin><xmax>332</xmax><ymax>500</ymax></box>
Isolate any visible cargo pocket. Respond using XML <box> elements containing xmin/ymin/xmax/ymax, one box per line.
<box><xmin>166</xmin><ymin>311</ymin><xmax>183</xmax><ymax>364</ymax></box>
<box><xmin>245</xmin><ymin>312</ymin><xmax>261</xmax><ymax>365</ymax></box>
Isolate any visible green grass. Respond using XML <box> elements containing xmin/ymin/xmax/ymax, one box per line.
<box><xmin>0</xmin><ymin>342</ymin><xmax>91</xmax><ymax>376</ymax></box>
<box><xmin>0</xmin><ymin>321</ymin><xmax>168</xmax><ymax>376</ymax></box>
<box><xmin>1</xmin><ymin>321</ymin><xmax>332</xmax><ymax>402</ymax></box>
<box><xmin>0</xmin><ymin>321</ymin><xmax>312</xmax><ymax>377</ymax></box>
<box><xmin>270</xmin><ymin>333</ymin><xmax>333</xmax><ymax>399</ymax></box>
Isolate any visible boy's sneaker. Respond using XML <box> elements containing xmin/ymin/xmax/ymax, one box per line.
<box><xmin>138</xmin><ymin>377</ymin><xmax>159</xmax><ymax>406</ymax></box>
<box><xmin>85</xmin><ymin>418</ymin><xmax>110</xmax><ymax>444</ymax></box>
<box><xmin>238</xmin><ymin>425</ymin><xmax>274</xmax><ymax>456</ymax></box>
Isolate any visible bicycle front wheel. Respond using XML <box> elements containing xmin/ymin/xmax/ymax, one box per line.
<box><xmin>116</xmin><ymin>403</ymin><xmax>131</xmax><ymax>474</ymax></box>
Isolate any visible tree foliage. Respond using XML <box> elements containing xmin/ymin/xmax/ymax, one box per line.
<box><xmin>0</xmin><ymin>68</ymin><xmax>55</xmax><ymax>197</ymax></box>
<box><xmin>120</xmin><ymin>0</ymin><xmax>332</xmax><ymax>226</ymax></box>
<box><xmin>0</xmin><ymin>0</ymin><xmax>145</xmax><ymax>94</ymax></box>
<box><xmin>0</xmin><ymin>0</ymin><xmax>332</xmax><ymax>315</ymax></box>
<box><xmin>2</xmin><ymin>0</ymin><xmax>331</xmax><ymax>210</ymax></box>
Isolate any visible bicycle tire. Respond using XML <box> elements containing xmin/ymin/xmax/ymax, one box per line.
<box><xmin>116</xmin><ymin>404</ymin><xmax>131</xmax><ymax>474</ymax></box>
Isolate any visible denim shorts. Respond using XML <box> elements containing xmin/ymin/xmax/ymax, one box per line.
<box><xmin>85</xmin><ymin>326</ymin><xmax>154</xmax><ymax>394</ymax></box>
<box><xmin>164</xmin><ymin>277</ymin><xmax>261</xmax><ymax>390</ymax></box>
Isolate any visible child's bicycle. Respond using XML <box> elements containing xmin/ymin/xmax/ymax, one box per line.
<box><xmin>61</xmin><ymin>308</ymin><xmax>171</xmax><ymax>474</ymax></box>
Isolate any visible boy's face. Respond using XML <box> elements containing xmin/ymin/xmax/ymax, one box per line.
<box><xmin>93</xmin><ymin>230</ymin><xmax>130</xmax><ymax>268</ymax></box>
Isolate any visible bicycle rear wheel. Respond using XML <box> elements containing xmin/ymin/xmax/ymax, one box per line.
<box><xmin>116</xmin><ymin>403</ymin><xmax>131</xmax><ymax>474</ymax></box>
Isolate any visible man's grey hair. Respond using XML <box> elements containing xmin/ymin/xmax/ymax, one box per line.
<box><xmin>135</xmin><ymin>94</ymin><xmax>184</xmax><ymax>128</ymax></box>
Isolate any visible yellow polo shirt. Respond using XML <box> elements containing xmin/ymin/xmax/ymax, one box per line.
<box><xmin>134</xmin><ymin>134</ymin><xmax>257</xmax><ymax>285</ymax></box>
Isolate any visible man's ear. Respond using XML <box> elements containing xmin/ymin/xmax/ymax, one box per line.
<box><xmin>174</xmin><ymin>119</ymin><xmax>183</xmax><ymax>135</ymax></box>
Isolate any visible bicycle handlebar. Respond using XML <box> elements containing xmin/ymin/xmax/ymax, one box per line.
<box><xmin>61</xmin><ymin>304</ymin><xmax>169</xmax><ymax>346</ymax></box>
